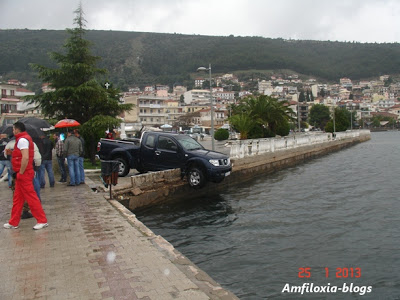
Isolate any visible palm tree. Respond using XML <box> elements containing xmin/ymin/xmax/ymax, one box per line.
<box><xmin>228</xmin><ymin>114</ymin><xmax>255</xmax><ymax>140</ymax></box>
<box><xmin>231</xmin><ymin>95</ymin><xmax>295</xmax><ymax>138</ymax></box>
<box><xmin>264</xmin><ymin>97</ymin><xmax>295</xmax><ymax>134</ymax></box>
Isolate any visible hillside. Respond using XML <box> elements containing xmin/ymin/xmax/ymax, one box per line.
<box><xmin>1</xmin><ymin>29</ymin><xmax>400</xmax><ymax>90</ymax></box>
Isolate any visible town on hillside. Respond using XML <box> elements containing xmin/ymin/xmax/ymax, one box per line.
<box><xmin>0</xmin><ymin>74</ymin><xmax>397</xmax><ymax>137</ymax></box>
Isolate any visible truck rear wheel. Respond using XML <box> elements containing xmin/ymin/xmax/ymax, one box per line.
<box><xmin>115</xmin><ymin>157</ymin><xmax>130</xmax><ymax>177</ymax></box>
<box><xmin>187</xmin><ymin>167</ymin><xmax>206</xmax><ymax>189</ymax></box>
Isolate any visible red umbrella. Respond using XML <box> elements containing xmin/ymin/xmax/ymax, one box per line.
<box><xmin>54</xmin><ymin>119</ymin><xmax>81</xmax><ymax>128</ymax></box>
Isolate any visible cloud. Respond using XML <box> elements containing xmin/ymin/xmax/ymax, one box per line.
<box><xmin>1</xmin><ymin>0</ymin><xmax>400</xmax><ymax>43</ymax></box>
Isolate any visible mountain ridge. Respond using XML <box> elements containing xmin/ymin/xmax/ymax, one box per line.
<box><xmin>1</xmin><ymin>29</ymin><xmax>399</xmax><ymax>90</ymax></box>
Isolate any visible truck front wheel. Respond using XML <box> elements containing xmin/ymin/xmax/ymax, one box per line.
<box><xmin>187</xmin><ymin>167</ymin><xmax>206</xmax><ymax>189</ymax></box>
<box><xmin>115</xmin><ymin>157</ymin><xmax>130</xmax><ymax>177</ymax></box>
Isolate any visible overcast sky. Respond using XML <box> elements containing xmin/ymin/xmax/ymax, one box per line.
<box><xmin>1</xmin><ymin>0</ymin><xmax>400</xmax><ymax>43</ymax></box>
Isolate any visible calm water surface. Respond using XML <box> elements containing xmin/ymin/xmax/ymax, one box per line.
<box><xmin>135</xmin><ymin>132</ymin><xmax>400</xmax><ymax>299</ymax></box>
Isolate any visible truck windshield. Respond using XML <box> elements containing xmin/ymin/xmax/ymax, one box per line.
<box><xmin>177</xmin><ymin>136</ymin><xmax>204</xmax><ymax>151</ymax></box>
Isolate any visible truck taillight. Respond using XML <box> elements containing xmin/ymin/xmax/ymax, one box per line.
<box><xmin>97</xmin><ymin>142</ymin><xmax>101</xmax><ymax>152</ymax></box>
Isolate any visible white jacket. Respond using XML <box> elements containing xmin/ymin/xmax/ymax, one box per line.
<box><xmin>5</xmin><ymin>139</ymin><xmax>42</xmax><ymax>167</ymax></box>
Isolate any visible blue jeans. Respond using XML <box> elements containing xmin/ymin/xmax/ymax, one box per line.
<box><xmin>33</xmin><ymin>173</ymin><xmax>41</xmax><ymax>201</ymax></box>
<box><xmin>39</xmin><ymin>160</ymin><xmax>55</xmax><ymax>187</ymax></box>
<box><xmin>78</xmin><ymin>156</ymin><xmax>85</xmax><ymax>184</ymax></box>
<box><xmin>67</xmin><ymin>155</ymin><xmax>80</xmax><ymax>185</ymax></box>
<box><xmin>0</xmin><ymin>160</ymin><xmax>12</xmax><ymax>188</ymax></box>
<box><xmin>57</xmin><ymin>156</ymin><xmax>67</xmax><ymax>181</ymax></box>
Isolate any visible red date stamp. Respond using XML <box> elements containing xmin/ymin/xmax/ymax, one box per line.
<box><xmin>298</xmin><ymin>267</ymin><xmax>361</xmax><ymax>278</ymax></box>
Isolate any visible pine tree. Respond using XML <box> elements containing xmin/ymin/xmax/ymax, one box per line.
<box><xmin>298</xmin><ymin>91</ymin><xmax>306</xmax><ymax>102</ymax></box>
<box><xmin>28</xmin><ymin>4</ymin><xmax>131</xmax><ymax>123</ymax></box>
<box><xmin>26</xmin><ymin>4</ymin><xmax>132</xmax><ymax>162</ymax></box>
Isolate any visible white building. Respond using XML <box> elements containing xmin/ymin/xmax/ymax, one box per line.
<box><xmin>0</xmin><ymin>84</ymin><xmax>24</xmax><ymax>124</ymax></box>
<box><xmin>311</xmin><ymin>85</ymin><xmax>318</xmax><ymax>98</ymax></box>
<box><xmin>183</xmin><ymin>89</ymin><xmax>211</xmax><ymax>105</ymax></box>
<box><xmin>144</xmin><ymin>86</ymin><xmax>155</xmax><ymax>92</ymax></box>
<box><xmin>239</xmin><ymin>91</ymin><xmax>252</xmax><ymax>98</ymax></box>
<box><xmin>258</xmin><ymin>80</ymin><xmax>272</xmax><ymax>94</ymax></box>
<box><xmin>340</xmin><ymin>77</ymin><xmax>352</xmax><ymax>88</ymax></box>
<box><xmin>215</xmin><ymin>91</ymin><xmax>235</xmax><ymax>101</ymax></box>
<box><xmin>42</xmin><ymin>83</ymin><xmax>55</xmax><ymax>93</ymax></box>
<box><xmin>195</xmin><ymin>78</ymin><xmax>205</xmax><ymax>88</ymax></box>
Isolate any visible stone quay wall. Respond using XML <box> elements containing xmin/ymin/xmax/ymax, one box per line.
<box><xmin>112</xmin><ymin>130</ymin><xmax>371</xmax><ymax>211</ymax></box>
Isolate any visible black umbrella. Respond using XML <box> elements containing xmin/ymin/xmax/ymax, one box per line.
<box><xmin>19</xmin><ymin>117</ymin><xmax>51</xmax><ymax>129</ymax></box>
<box><xmin>0</xmin><ymin>124</ymin><xmax>44</xmax><ymax>139</ymax></box>
<box><xmin>0</xmin><ymin>124</ymin><xmax>13</xmax><ymax>135</ymax></box>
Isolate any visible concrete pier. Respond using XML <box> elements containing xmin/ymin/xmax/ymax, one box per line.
<box><xmin>0</xmin><ymin>181</ymin><xmax>238</xmax><ymax>299</ymax></box>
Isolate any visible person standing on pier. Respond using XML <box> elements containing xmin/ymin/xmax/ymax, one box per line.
<box><xmin>3</xmin><ymin>122</ymin><xmax>48</xmax><ymax>230</ymax></box>
<box><xmin>74</xmin><ymin>129</ymin><xmax>85</xmax><ymax>184</ymax></box>
<box><xmin>54</xmin><ymin>133</ymin><xmax>67</xmax><ymax>183</ymax></box>
<box><xmin>64</xmin><ymin>131</ymin><xmax>82</xmax><ymax>186</ymax></box>
<box><xmin>0</xmin><ymin>133</ymin><xmax>12</xmax><ymax>188</ymax></box>
<box><xmin>39</xmin><ymin>134</ymin><xmax>55</xmax><ymax>188</ymax></box>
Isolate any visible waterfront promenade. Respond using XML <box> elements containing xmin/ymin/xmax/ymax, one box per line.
<box><xmin>0</xmin><ymin>179</ymin><xmax>237</xmax><ymax>300</ymax></box>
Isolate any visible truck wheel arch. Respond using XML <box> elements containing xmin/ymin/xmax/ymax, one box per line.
<box><xmin>113</xmin><ymin>157</ymin><xmax>130</xmax><ymax>177</ymax></box>
<box><xmin>186</xmin><ymin>163</ymin><xmax>207</xmax><ymax>189</ymax></box>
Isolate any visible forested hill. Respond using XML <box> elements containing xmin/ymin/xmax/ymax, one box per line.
<box><xmin>1</xmin><ymin>29</ymin><xmax>400</xmax><ymax>89</ymax></box>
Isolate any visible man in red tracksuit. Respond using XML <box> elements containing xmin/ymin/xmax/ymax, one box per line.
<box><xmin>3</xmin><ymin>122</ymin><xmax>48</xmax><ymax>230</ymax></box>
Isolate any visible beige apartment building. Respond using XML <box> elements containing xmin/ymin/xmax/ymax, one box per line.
<box><xmin>122</xmin><ymin>95</ymin><xmax>139</xmax><ymax>123</ymax></box>
<box><xmin>137</xmin><ymin>95</ymin><xmax>185</xmax><ymax>126</ymax></box>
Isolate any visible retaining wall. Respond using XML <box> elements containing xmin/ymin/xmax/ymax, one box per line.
<box><xmin>112</xmin><ymin>130</ymin><xmax>371</xmax><ymax>210</ymax></box>
<box><xmin>228</xmin><ymin>130</ymin><xmax>369</xmax><ymax>158</ymax></box>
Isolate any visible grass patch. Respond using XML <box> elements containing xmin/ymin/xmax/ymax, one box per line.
<box><xmin>83</xmin><ymin>158</ymin><xmax>101</xmax><ymax>170</ymax></box>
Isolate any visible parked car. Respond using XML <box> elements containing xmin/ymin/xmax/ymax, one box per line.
<box><xmin>97</xmin><ymin>131</ymin><xmax>232</xmax><ymax>189</ymax></box>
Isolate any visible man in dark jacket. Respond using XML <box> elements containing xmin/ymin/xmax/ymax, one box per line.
<box><xmin>74</xmin><ymin>129</ymin><xmax>85</xmax><ymax>184</ymax></box>
<box><xmin>64</xmin><ymin>131</ymin><xmax>82</xmax><ymax>186</ymax></box>
<box><xmin>38</xmin><ymin>134</ymin><xmax>55</xmax><ymax>188</ymax></box>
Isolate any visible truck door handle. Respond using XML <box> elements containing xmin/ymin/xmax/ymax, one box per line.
<box><xmin>155</xmin><ymin>151</ymin><xmax>161</xmax><ymax>155</ymax></box>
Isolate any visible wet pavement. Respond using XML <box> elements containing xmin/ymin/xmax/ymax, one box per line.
<box><xmin>0</xmin><ymin>176</ymin><xmax>237</xmax><ymax>300</ymax></box>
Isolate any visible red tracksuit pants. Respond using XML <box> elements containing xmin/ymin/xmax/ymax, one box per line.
<box><xmin>8</xmin><ymin>169</ymin><xmax>47</xmax><ymax>226</ymax></box>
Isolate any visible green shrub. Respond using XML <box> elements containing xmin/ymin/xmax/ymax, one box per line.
<box><xmin>275</xmin><ymin>119</ymin><xmax>290</xmax><ymax>136</ymax></box>
<box><xmin>214</xmin><ymin>128</ymin><xmax>229</xmax><ymax>141</ymax></box>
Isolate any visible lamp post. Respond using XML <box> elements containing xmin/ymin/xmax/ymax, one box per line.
<box><xmin>350</xmin><ymin>109</ymin><xmax>352</xmax><ymax>131</ymax></box>
<box><xmin>197</xmin><ymin>63</ymin><xmax>215</xmax><ymax>151</ymax></box>
<box><xmin>350</xmin><ymin>104</ymin><xmax>354</xmax><ymax>131</ymax></box>
<box><xmin>297</xmin><ymin>98</ymin><xmax>301</xmax><ymax>132</ymax></box>
<box><xmin>333</xmin><ymin>100</ymin><xmax>336</xmax><ymax>136</ymax></box>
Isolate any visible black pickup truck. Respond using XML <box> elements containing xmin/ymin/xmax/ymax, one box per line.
<box><xmin>96</xmin><ymin>131</ymin><xmax>232</xmax><ymax>188</ymax></box>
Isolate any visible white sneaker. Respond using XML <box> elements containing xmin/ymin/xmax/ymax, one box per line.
<box><xmin>33</xmin><ymin>223</ymin><xmax>48</xmax><ymax>230</ymax></box>
<box><xmin>4</xmin><ymin>223</ymin><xmax>18</xmax><ymax>229</ymax></box>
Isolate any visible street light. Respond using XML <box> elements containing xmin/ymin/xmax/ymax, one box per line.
<box><xmin>333</xmin><ymin>100</ymin><xmax>336</xmax><ymax>136</ymax></box>
<box><xmin>350</xmin><ymin>103</ymin><xmax>354</xmax><ymax>131</ymax></box>
<box><xmin>350</xmin><ymin>108</ymin><xmax>352</xmax><ymax>131</ymax></box>
<box><xmin>297</xmin><ymin>97</ymin><xmax>301</xmax><ymax>132</ymax></box>
<box><xmin>197</xmin><ymin>63</ymin><xmax>215</xmax><ymax>151</ymax></box>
